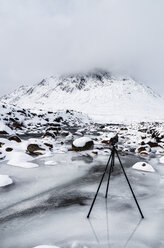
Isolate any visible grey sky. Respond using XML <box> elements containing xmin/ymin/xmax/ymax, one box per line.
<box><xmin>0</xmin><ymin>0</ymin><xmax>164</xmax><ymax>96</ymax></box>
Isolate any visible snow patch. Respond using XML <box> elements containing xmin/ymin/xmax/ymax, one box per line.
<box><xmin>0</xmin><ymin>175</ymin><xmax>13</xmax><ymax>187</ymax></box>
<box><xmin>132</xmin><ymin>162</ymin><xmax>155</xmax><ymax>172</ymax></box>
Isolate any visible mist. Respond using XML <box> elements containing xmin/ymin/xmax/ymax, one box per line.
<box><xmin>0</xmin><ymin>0</ymin><xmax>164</xmax><ymax>96</ymax></box>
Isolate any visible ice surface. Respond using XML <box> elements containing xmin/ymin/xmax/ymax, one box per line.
<box><xmin>159</xmin><ymin>156</ymin><xmax>164</xmax><ymax>164</ymax></box>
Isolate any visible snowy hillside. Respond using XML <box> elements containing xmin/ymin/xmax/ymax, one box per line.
<box><xmin>1</xmin><ymin>70</ymin><xmax>164</xmax><ymax>123</ymax></box>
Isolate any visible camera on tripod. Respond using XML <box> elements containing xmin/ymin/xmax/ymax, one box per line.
<box><xmin>110</xmin><ymin>133</ymin><xmax>118</xmax><ymax>146</ymax></box>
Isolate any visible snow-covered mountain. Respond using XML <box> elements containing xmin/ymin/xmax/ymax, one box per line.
<box><xmin>1</xmin><ymin>70</ymin><xmax>164</xmax><ymax>123</ymax></box>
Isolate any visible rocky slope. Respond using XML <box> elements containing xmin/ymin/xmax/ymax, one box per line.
<box><xmin>1</xmin><ymin>70</ymin><xmax>164</xmax><ymax>123</ymax></box>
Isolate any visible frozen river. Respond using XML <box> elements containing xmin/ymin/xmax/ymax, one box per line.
<box><xmin>0</xmin><ymin>143</ymin><xmax>164</xmax><ymax>248</ymax></box>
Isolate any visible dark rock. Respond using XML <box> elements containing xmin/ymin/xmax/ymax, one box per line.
<box><xmin>137</xmin><ymin>146</ymin><xmax>147</xmax><ymax>153</ymax></box>
<box><xmin>44</xmin><ymin>143</ymin><xmax>53</xmax><ymax>149</ymax></box>
<box><xmin>6</xmin><ymin>147</ymin><xmax>13</xmax><ymax>152</ymax></box>
<box><xmin>147</xmin><ymin>141</ymin><xmax>158</xmax><ymax>147</ymax></box>
<box><xmin>60</xmin><ymin>131</ymin><xmax>69</xmax><ymax>136</ymax></box>
<box><xmin>138</xmin><ymin>129</ymin><xmax>147</xmax><ymax>133</ymax></box>
<box><xmin>43</xmin><ymin>131</ymin><xmax>56</xmax><ymax>139</ymax></box>
<box><xmin>120</xmin><ymin>127</ymin><xmax>128</xmax><ymax>131</ymax></box>
<box><xmin>140</xmin><ymin>141</ymin><xmax>145</xmax><ymax>146</ymax></box>
<box><xmin>0</xmin><ymin>130</ymin><xmax>8</xmax><ymax>135</ymax></box>
<box><xmin>8</xmin><ymin>135</ymin><xmax>21</xmax><ymax>143</ymax></box>
<box><xmin>27</xmin><ymin>144</ymin><xmax>45</xmax><ymax>155</ymax></box>
<box><xmin>54</xmin><ymin>117</ymin><xmax>63</xmax><ymax>122</ymax></box>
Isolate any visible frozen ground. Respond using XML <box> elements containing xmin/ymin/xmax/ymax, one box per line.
<box><xmin>0</xmin><ymin>133</ymin><xmax>164</xmax><ymax>248</ymax></box>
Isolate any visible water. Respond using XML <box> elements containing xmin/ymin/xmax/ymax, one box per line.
<box><xmin>0</xmin><ymin>142</ymin><xmax>164</xmax><ymax>248</ymax></box>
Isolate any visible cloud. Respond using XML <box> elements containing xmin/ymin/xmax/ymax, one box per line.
<box><xmin>0</xmin><ymin>0</ymin><xmax>164</xmax><ymax>96</ymax></box>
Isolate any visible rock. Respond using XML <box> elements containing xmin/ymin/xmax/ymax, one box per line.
<box><xmin>138</xmin><ymin>128</ymin><xmax>147</xmax><ymax>133</ymax></box>
<box><xmin>43</xmin><ymin>131</ymin><xmax>56</xmax><ymax>139</ymax></box>
<box><xmin>0</xmin><ymin>130</ymin><xmax>8</xmax><ymax>135</ymax></box>
<box><xmin>6</xmin><ymin>147</ymin><xmax>13</xmax><ymax>152</ymax></box>
<box><xmin>8</xmin><ymin>135</ymin><xmax>21</xmax><ymax>143</ymax></box>
<box><xmin>132</xmin><ymin>162</ymin><xmax>155</xmax><ymax>172</ymax></box>
<box><xmin>27</xmin><ymin>144</ymin><xmax>45</xmax><ymax>155</ymax></box>
<box><xmin>147</xmin><ymin>141</ymin><xmax>158</xmax><ymax>147</ymax></box>
<box><xmin>72</xmin><ymin>137</ymin><xmax>94</xmax><ymax>151</ymax></box>
<box><xmin>0</xmin><ymin>142</ymin><xmax>5</xmax><ymax>148</ymax></box>
<box><xmin>140</xmin><ymin>151</ymin><xmax>149</xmax><ymax>155</ymax></box>
<box><xmin>137</xmin><ymin>145</ymin><xmax>151</xmax><ymax>153</ymax></box>
<box><xmin>60</xmin><ymin>131</ymin><xmax>69</xmax><ymax>136</ymax></box>
<box><xmin>54</xmin><ymin>116</ymin><xmax>63</xmax><ymax>122</ymax></box>
<box><xmin>120</xmin><ymin>127</ymin><xmax>128</xmax><ymax>131</ymax></box>
<box><xmin>0</xmin><ymin>151</ymin><xmax>6</xmax><ymax>160</ymax></box>
<box><xmin>44</xmin><ymin>143</ymin><xmax>53</xmax><ymax>149</ymax></box>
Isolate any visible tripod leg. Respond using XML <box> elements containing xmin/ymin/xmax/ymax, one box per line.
<box><xmin>105</xmin><ymin>148</ymin><xmax>115</xmax><ymax>198</ymax></box>
<box><xmin>115</xmin><ymin>149</ymin><xmax>144</xmax><ymax>219</ymax></box>
<box><xmin>87</xmin><ymin>152</ymin><xmax>113</xmax><ymax>218</ymax></box>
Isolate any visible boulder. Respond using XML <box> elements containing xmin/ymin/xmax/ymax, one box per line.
<box><xmin>132</xmin><ymin>162</ymin><xmax>155</xmax><ymax>172</ymax></box>
<box><xmin>0</xmin><ymin>130</ymin><xmax>8</xmax><ymax>135</ymax></box>
<box><xmin>43</xmin><ymin>131</ymin><xmax>56</xmax><ymax>139</ymax></box>
<box><xmin>44</xmin><ymin>143</ymin><xmax>53</xmax><ymax>149</ymax></box>
<box><xmin>72</xmin><ymin>137</ymin><xmax>94</xmax><ymax>151</ymax></box>
<box><xmin>6</xmin><ymin>147</ymin><xmax>13</xmax><ymax>152</ymax></box>
<box><xmin>8</xmin><ymin>135</ymin><xmax>21</xmax><ymax>143</ymax></box>
<box><xmin>27</xmin><ymin>144</ymin><xmax>45</xmax><ymax>155</ymax></box>
<box><xmin>147</xmin><ymin>141</ymin><xmax>158</xmax><ymax>147</ymax></box>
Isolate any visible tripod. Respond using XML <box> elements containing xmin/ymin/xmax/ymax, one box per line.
<box><xmin>87</xmin><ymin>144</ymin><xmax>144</xmax><ymax>219</ymax></box>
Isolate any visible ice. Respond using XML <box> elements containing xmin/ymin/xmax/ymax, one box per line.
<box><xmin>7</xmin><ymin>151</ymin><xmax>39</xmax><ymax>168</ymax></box>
<box><xmin>0</xmin><ymin>175</ymin><xmax>13</xmax><ymax>187</ymax></box>
<box><xmin>0</xmin><ymin>132</ymin><xmax>164</xmax><ymax>247</ymax></box>
<box><xmin>159</xmin><ymin>156</ymin><xmax>164</xmax><ymax>164</ymax></box>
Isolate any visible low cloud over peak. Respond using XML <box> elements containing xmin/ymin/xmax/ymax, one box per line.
<box><xmin>0</xmin><ymin>0</ymin><xmax>164</xmax><ymax>96</ymax></box>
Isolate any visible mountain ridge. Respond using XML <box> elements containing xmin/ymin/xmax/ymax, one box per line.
<box><xmin>1</xmin><ymin>70</ymin><xmax>163</xmax><ymax>123</ymax></box>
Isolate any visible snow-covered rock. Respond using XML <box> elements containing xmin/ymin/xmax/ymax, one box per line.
<box><xmin>132</xmin><ymin>162</ymin><xmax>155</xmax><ymax>172</ymax></box>
<box><xmin>72</xmin><ymin>137</ymin><xmax>94</xmax><ymax>151</ymax></box>
<box><xmin>0</xmin><ymin>175</ymin><xmax>13</xmax><ymax>187</ymax></box>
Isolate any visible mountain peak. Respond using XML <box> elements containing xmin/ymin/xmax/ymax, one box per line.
<box><xmin>0</xmin><ymin>70</ymin><xmax>163</xmax><ymax>123</ymax></box>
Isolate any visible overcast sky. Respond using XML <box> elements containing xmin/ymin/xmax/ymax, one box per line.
<box><xmin>0</xmin><ymin>0</ymin><xmax>164</xmax><ymax>96</ymax></box>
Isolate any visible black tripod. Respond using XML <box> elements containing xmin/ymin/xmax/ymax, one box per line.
<box><xmin>87</xmin><ymin>144</ymin><xmax>144</xmax><ymax>219</ymax></box>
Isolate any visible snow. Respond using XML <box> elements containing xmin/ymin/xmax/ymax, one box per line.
<box><xmin>0</xmin><ymin>175</ymin><xmax>13</xmax><ymax>187</ymax></box>
<box><xmin>1</xmin><ymin>71</ymin><xmax>164</xmax><ymax>123</ymax></box>
<box><xmin>0</xmin><ymin>121</ymin><xmax>13</xmax><ymax>135</ymax></box>
<box><xmin>73</xmin><ymin>137</ymin><xmax>93</xmax><ymax>148</ymax></box>
<box><xmin>33</xmin><ymin>246</ymin><xmax>59</xmax><ymax>248</ymax></box>
<box><xmin>159</xmin><ymin>156</ymin><xmax>164</xmax><ymax>164</ymax></box>
<box><xmin>132</xmin><ymin>162</ymin><xmax>155</xmax><ymax>172</ymax></box>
